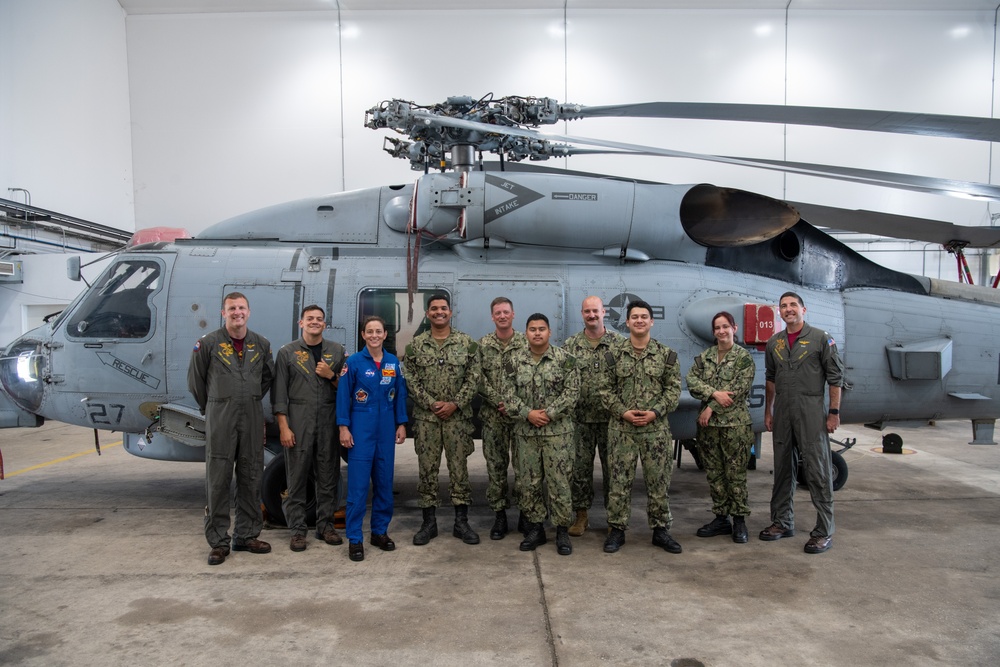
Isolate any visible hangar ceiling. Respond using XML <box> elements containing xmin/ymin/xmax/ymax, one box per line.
<box><xmin>117</xmin><ymin>1</ymin><xmax>1000</xmax><ymax>15</ymax></box>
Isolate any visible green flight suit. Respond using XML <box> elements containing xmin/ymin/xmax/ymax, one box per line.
<box><xmin>686</xmin><ymin>344</ymin><xmax>755</xmax><ymax>518</ymax></box>
<box><xmin>404</xmin><ymin>330</ymin><xmax>481</xmax><ymax>508</ymax></box>
<box><xmin>271</xmin><ymin>337</ymin><xmax>346</xmax><ymax>537</ymax></box>
<box><xmin>600</xmin><ymin>337</ymin><xmax>681</xmax><ymax>531</ymax></box>
<box><xmin>188</xmin><ymin>327</ymin><xmax>274</xmax><ymax>549</ymax></box>
<box><xmin>503</xmin><ymin>345</ymin><xmax>580</xmax><ymax>527</ymax></box>
<box><xmin>765</xmin><ymin>322</ymin><xmax>844</xmax><ymax>538</ymax></box>
<box><xmin>563</xmin><ymin>329</ymin><xmax>620</xmax><ymax>511</ymax></box>
<box><xmin>478</xmin><ymin>331</ymin><xmax>528</xmax><ymax>512</ymax></box>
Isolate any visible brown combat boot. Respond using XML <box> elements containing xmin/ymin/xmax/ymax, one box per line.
<box><xmin>568</xmin><ymin>509</ymin><xmax>588</xmax><ymax>537</ymax></box>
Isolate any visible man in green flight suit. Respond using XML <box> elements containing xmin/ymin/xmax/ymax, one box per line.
<box><xmin>762</xmin><ymin>291</ymin><xmax>844</xmax><ymax>555</ymax></box>
<box><xmin>600</xmin><ymin>299</ymin><xmax>682</xmax><ymax>555</ymax></box>
<box><xmin>271</xmin><ymin>304</ymin><xmax>346</xmax><ymax>552</ymax></box>
<box><xmin>403</xmin><ymin>293</ymin><xmax>482</xmax><ymax>546</ymax></box>
<box><xmin>503</xmin><ymin>313</ymin><xmax>580</xmax><ymax>556</ymax></box>
<box><xmin>188</xmin><ymin>292</ymin><xmax>275</xmax><ymax>566</ymax></box>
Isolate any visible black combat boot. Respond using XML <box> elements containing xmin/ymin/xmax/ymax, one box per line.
<box><xmin>604</xmin><ymin>527</ymin><xmax>626</xmax><ymax>553</ymax></box>
<box><xmin>490</xmin><ymin>510</ymin><xmax>509</xmax><ymax>540</ymax></box>
<box><xmin>696</xmin><ymin>514</ymin><xmax>733</xmax><ymax>537</ymax></box>
<box><xmin>519</xmin><ymin>523</ymin><xmax>547</xmax><ymax>551</ymax></box>
<box><xmin>732</xmin><ymin>516</ymin><xmax>748</xmax><ymax>543</ymax></box>
<box><xmin>453</xmin><ymin>505</ymin><xmax>480</xmax><ymax>544</ymax></box>
<box><xmin>652</xmin><ymin>527</ymin><xmax>682</xmax><ymax>554</ymax></box>
<box><xmin>556</xmin><ymin>526</ymin><xmax>572</xmax><ymax>556</ymax></box>
<box><xmin>517</xmin><ymin>510</ymin><xmax>528</xmax><ymax>534</ymax></box>
<box><xmin>413</xmin><ymin>507</ymin><xmax>438</xmax><ymax>546</ymax></box>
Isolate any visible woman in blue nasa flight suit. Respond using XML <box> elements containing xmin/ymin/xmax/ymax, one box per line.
<box><xmin>337</xmin><ymin>315</ymin><xmax>408</xmax><ymax>562</ymax></box>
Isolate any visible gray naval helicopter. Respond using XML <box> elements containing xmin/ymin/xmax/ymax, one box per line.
<box><xmin>2</xmin><ymin>94</ymin><xmax>1000</xmax><ymax>521</ymax></box>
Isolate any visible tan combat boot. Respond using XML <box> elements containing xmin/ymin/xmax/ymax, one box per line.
<box><xmin>568</xmin><ymin>509</ymin><xmax>588</xmax><ymax>537</ymax></box>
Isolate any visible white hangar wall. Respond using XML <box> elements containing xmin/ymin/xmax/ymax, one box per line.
<box><xmin>1</xmin><ymin>1</ymin><xmax>998</xmax><ymax>285</ymax></box>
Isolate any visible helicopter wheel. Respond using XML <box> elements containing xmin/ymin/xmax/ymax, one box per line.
<box><xmin>794</xmin><ymin>449</ymin><xmax>848</xmax><ymax>492</ymax></box>
<box><xmin>261</xmin><ymin>455</ymin><xmax>317</xmax><ymax>527</ymax></box>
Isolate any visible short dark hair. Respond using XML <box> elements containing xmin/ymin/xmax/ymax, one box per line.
<box><xmin>779</xmin><ymin>291</ymin><xmax>804</xmax><ymax>307</ymax></box>
<box><xmin>490</xmin><ymin>296</ymin><xmax>513</xmax><ymax>312</ymax></box>
<box><xmin>426</xmin><ymin>293</ymin><xmax>451</xmax><ymax>309</ymax></box>
<box><xmin>525</xmin><ymin>312</ymin><xmax>549</xmax><ymax>328</ymax></box>
<box><xmin>362</xmin><ymin>315</ymin><xmax>386</xmax><ymax>331</ymax></box>
<box><xmin>711</xmin><ymin>311</ymin><xmax>735</xmax><ymax>329</ymax></box>
<box><xmin>626</xmin><ymin>299</ymin><xmax>653</xmax><ymax>318</ymax></box>
<box><xmin>223</xmin><ymin>291</ymin><xmax>248</xmax><ymax>307</ymax></box>
<box><xmin>301</xmin><ymin>304</ymin><xmax>325</xmax><ymax>319</ymax></box>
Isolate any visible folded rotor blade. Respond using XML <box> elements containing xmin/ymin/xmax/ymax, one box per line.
<box><xmin>572</xmin><ymin>103</ymin><xmax>1000</xmax><ymax>143</ymax></box>
<box><xmin>790</xmin><ymin>201</ymin><xmax>1000</xmax><ymax>248</ymax></box>
<box><xmin>414</xmin><ymin>111</ymin><xmax>1000</xmax><ymax>201</ymax></box>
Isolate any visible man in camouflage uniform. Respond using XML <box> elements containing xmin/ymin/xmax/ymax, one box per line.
<box><xmin>762</xmin><ymin>291</ymin><xmax>844</xmax><ymax>555</ymax></box>
<box><xmin>563</xmin><ymin>295</ymin><xmax>619</xmax><ymax>536</ymax></box>
<box><xmin>478</xmin><ymin>296</ymin><xmax>528</xmax><ymax>540</ymax></box>
<box><xmin>403</xmin><ymin>293</ymin><xmax>482</xmax><ymax>546</ymax></box>
<box><xmin>599</xmin><ymin>299</ymin><xmax>682</xmax><ymax>554</ymax></box>
<box><xmin>503</xmin><ymin>313</ymin><xmax>580</xmax><ymax>555</ymax></box>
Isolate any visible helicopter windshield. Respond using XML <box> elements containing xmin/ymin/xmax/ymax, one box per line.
<box><xmin>65</xmin><ymin>260</ymin><xmax>161</xmax><ymax>339</ymax></box>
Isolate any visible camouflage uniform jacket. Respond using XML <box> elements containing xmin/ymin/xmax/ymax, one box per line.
<box><xmin>563</xmin><ymin>329</ymin><xmax>620</xmax><ymax>424</ymax></box>
<box><xmin>686</xmin><ymin>344</ymin><xmax>755</xmax><ymax>427</ymax></box>
<box><xmin>403</xmin><ymin>329</ymin><xmax>481</xmax><ymax>423</ymax></box>
<box><xmin>600</xmin><ymin>336</ymin><xmax>681</xmax><ymax>433</ymax></box>
<box><xmin>503</xmin><ymin>345</ymin><xmax>580</xmax><ymax>438</ymax></box>
<box><xmin>478</xmin><ymin>331</ymin><xmax>528</xmax><ymax>425</ymax></box>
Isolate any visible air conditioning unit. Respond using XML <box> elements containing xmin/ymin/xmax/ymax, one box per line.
<box><xmin>0</xmin><ymin>260</ymin><xmax>23</xmax><ymax>283</ymax></box>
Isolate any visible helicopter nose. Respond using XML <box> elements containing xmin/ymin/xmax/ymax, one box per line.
<box><xmin>0</xmin><ymin>339</ymin><xmax>46</xmax><ymax>415</ymax></box>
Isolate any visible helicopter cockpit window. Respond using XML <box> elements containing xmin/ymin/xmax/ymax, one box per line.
<box><xmin>66</xmin><ymin>260</ymin><xmax>161</xmax><ymax>339</ymax></box>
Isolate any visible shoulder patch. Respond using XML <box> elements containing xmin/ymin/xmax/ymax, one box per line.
<box><xmin>604</xmin><ymin>350</ymin><xmax>617</xmax><ymax>367</ymax></box>
<box><xmin>693</xmin><ymin>356</ymin><xmax>704</xmax><ymax>370</ymax></box>
<box><xmin>666</xmin><ymin>350</ymin><xmax>678</xmax><ymax>366</ymax></box>
<box><xmin>468</xmin><ymin>341</ymin><xmax>479</xmax><ymax>355</ymax></box>
<box><xmin>193</xmin><ymin>340</ymin><xmax>201</xmax><ymax>352</ymax></box>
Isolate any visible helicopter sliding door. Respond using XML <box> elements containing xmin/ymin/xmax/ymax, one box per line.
<box><xmin>454</xmin><ymin>278</ymin><xmax>566</xmax><ymax>342</ymax></box>
<box><xmin>222</xmin><ymin>283</ymin><xmax>299</xmax><ymax>351</ymax></box>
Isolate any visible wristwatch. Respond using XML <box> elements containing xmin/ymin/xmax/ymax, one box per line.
<box><xmin>828</xmin><ymin>408</ymin><xmax>840</xmax><ymax>415</ymax></box>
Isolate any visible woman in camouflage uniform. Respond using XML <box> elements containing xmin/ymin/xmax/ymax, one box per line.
<box><xmin>686</xmin><ymin>311</ymin><xmax>756</xmax><ymax>544</ymax></box>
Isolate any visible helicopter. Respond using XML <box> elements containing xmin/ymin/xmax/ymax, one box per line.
<box><xmin>2</xmin><ymin>94</ymin><xmax>999</xmax><ymax>521</ymax></box>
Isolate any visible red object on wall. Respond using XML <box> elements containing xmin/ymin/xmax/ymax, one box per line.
<box><xmin>743</xmin><ymin>304</ymin><xmax>778</xmax><ymax>346</ymax></box>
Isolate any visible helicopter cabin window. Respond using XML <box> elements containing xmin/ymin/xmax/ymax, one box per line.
<box><xmin>357</xmin><ymin>288</ymin><xmax>447</xmax><ymax>356</ymax></box>
<box><xmin>66</xmin><ymin>260</ymin><xmax>161</xmax><ymax>339</ymax></box>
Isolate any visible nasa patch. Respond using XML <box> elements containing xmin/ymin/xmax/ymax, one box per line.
<box><xmin>340</xmin><ymin>364</ymin><xmax>348</xmax><ymax>376</ymax></box>
<box><xmin>365</xmin><ymin>369</ymin><xmax>376</xmax><ymax>378</ymax></box>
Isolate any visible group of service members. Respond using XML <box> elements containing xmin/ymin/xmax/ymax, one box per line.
<box><xmin>187</xmin><ymin>290</ymin><xmax>843</xmax><ymax>566</ymax></box>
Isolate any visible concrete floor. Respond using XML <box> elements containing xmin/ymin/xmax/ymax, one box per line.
<box><xmin>0</xmin><ymin>419</ymin><xmax>998</xmax><ymax>666</ymax></box>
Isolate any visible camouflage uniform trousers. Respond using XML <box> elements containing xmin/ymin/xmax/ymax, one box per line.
<box><xmin>572</xmin><ymin>421</ymin><xmax>609</xmax><ymax>511</ymax></box>
<box><xmin>413</xmin><ymin>418</ymin><xmax>475</xmax><ymax>508</ymax></box>
<box><xmin>515</xmin><ymin>431</ymin><xmax>573</xmax><ymax>527</ymax></box>
<box><xmin>606</xmin><ymin>426</ymin><xmax>674</xmax><ymax>530</ymax></box>
<box><xmin>482</xmin><ymin>413</ymin><xmax>521</xmax><ymax>512</ymax></box>
<box><xmin>697</xmin><ymin>423</ymin><xmax>753</xmax><ymax>518</ymax></box>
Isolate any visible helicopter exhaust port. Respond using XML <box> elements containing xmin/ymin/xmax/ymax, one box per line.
<box><xmin>679</xmin><ymin>184</ymin><xmax>800</xmax><ymax>247</ymax></box>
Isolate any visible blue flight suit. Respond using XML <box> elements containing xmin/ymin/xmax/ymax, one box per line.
<box><xmin>336</xmin><ymin>347</ymin><xmax>408</xmax><ymax>544</ymax></box>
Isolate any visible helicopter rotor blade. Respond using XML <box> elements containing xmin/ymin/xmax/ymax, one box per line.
<box><xmin>413</xmin><ymin>111</ymin><xmax>1000</xmax><ymax>202</ymax></box>
<box><xmin>569</xmin><ymin>102</ymin><xmax>1000</xmax><ymax>143</ymax></box>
